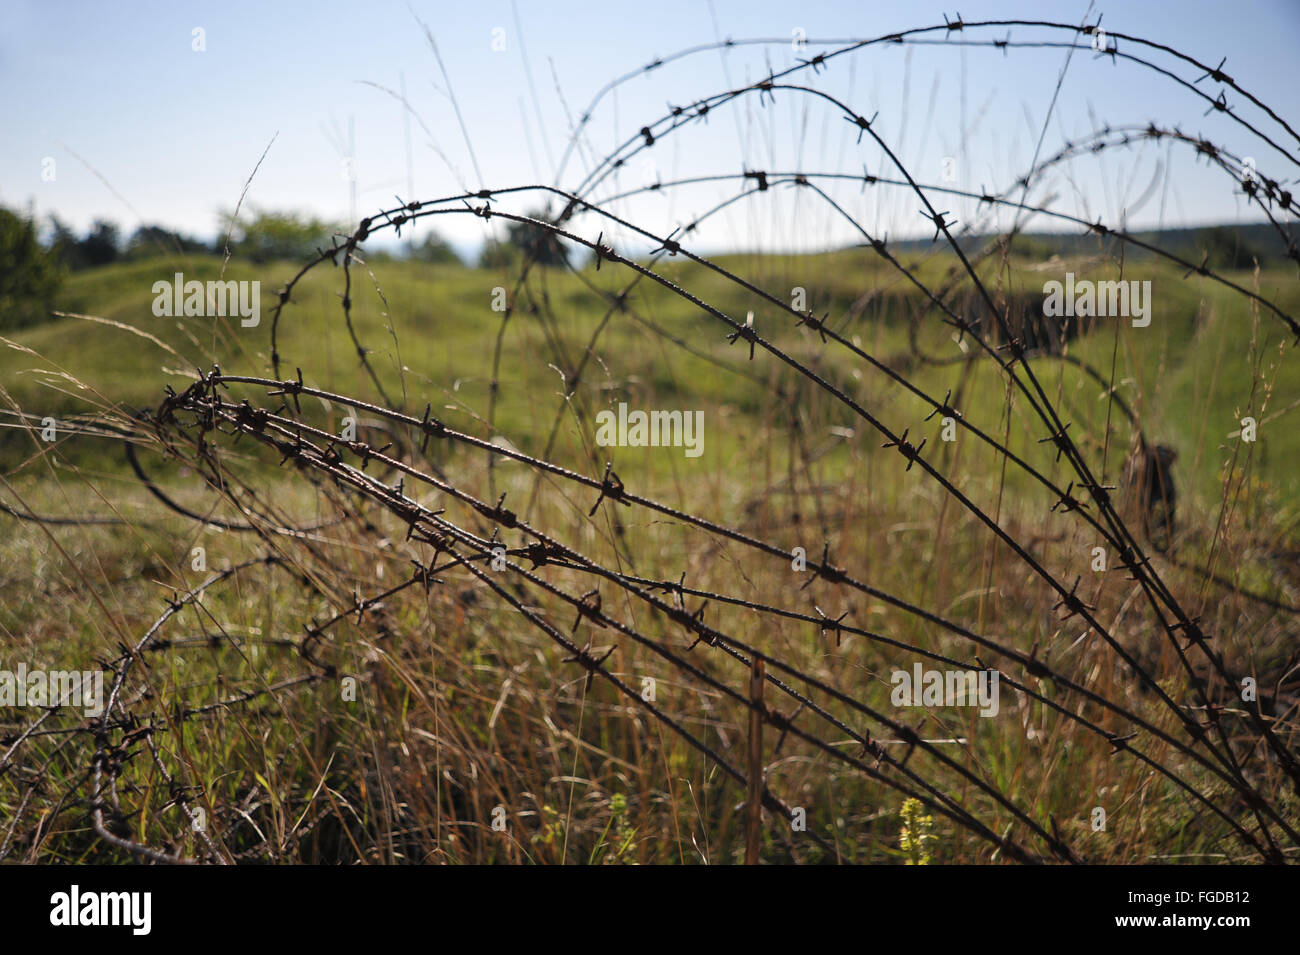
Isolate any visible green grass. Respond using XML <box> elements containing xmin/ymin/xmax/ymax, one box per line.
<box><xmin>2</xmin><ymin>248</ymin><xmax>1298</xmax><ymax>864</ymax></box>
<box><xmin>7</xmin><ymin>249</ymin><xmax>1297</xmax><ymax>496</ymax></box>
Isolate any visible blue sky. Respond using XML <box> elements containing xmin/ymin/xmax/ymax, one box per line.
<box><xmin>2</xmin><ymin>0</ymin><xmax>1297</xmax><ymax>257</ymax></box>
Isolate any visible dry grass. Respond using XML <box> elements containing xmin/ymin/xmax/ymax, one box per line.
<box><xmin>4</xmin><ymin>19</ymin><xmax>1300</xmax><ymax>865</ymax></box>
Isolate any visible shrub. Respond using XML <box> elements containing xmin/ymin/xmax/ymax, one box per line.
<box><xmin>0</xmin><ymin>206</ymin><xmax>63</xmax><ymax>331</ymax></box>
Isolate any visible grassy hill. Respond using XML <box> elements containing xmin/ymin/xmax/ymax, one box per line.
<box><xmin>4</xmin><ymin>245</ymin><xmax>1298</xmax><ymax>506</ymax></box>
<box><xmin>3</xmin><ymin>243</ymin><xmax>1298</xmax><ymax>863</ymax></box>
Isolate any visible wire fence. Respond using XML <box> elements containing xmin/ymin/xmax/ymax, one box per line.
<box><xmin>3</xmin><ymin>17</ymin><xmax>1298</xmax><ymax>864</ymax></box>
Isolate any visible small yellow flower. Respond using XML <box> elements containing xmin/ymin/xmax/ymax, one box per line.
<box><xmin>899</xmin><ymin>798</ymin><xmax>935</xmax><ymax>865</ymax></box>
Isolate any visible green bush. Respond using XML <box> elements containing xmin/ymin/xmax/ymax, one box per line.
<box><xmin>409</xmin><ymin>231</ymin><xmax>463</xmax><ymax>266</ymax></box>
<box><xmin>478</xmin><ymin>209</ymin><xmax>569</xmax><ymax>269</ymax></box>
<box><xmin>0</xmin><ymin>206</ymin><xmax>63</xmax><ymax>331</ymax></box>
<box><xmin>221</xmin><ymin>208</ymin><xmax>347</xmax><ymax>265</ymax></box>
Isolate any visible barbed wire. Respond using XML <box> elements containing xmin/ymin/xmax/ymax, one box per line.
<box><xmin>4</xmin><ymin>20</ymin><xmax>1298</xmax><ymax>864</ymax></box>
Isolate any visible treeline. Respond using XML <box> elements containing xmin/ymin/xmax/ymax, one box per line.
<box><xmin>2</xmin><ymin>201</ymin><xmax>581</xmax><ymax>331</ymax></box>
<box><xmin>32</xmin><ymin>209</ymin><xmax>467</xmax><ymax>271</ymax></box>
<box><xmin>0</xmin><ymin>205</ymin><xmax>466</xmax><ymax>331</ymax></box>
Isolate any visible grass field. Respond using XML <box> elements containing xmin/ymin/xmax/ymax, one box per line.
<box><xmin>3</xmin><ymin>241</ymin><xmax>1298</xmax><ymax>864</ymax></box>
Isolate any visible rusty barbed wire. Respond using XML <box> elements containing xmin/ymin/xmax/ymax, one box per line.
<box><xmin>4</xmin><ymin>21</ymin><xmax>1299</xmax><ymax>864</ymax></box>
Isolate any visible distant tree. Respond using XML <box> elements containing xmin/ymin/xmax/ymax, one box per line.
<box><xmin>500</xmin><ymin>209</ymin><xmax>569</xmax><ymax>268</ymax></box>
<box><xmin>47</xmin><ymin>215</ymin><xmax>81</xmax><ymax>267</ymax></box>
<box><xmin>47</xmin><ymin>215</ymin><xmax>121</xmax><ymax>270</ymax></box>
<box><xmin>221</xmin><ymin>208</ymin><xmax>347</xmax><ymax>264</ymax></box>
<box><xmin>79</xmin><ymin>219</ymin><xmax>122</xmax><ymax>267</ymax></box>
<box><xmin>124</xmin><ymin>224</ymin><xmax>211</xmax><ymax>260</ymax></box>
<box><xmin>478</xmin><ymin>238</ymin><xmax>519</xmax><ymax>270</ymax></box>
<box><xmin>409</xmin><ymin>231</ymin><xmax>462</xmax><ymax>266</ymax></box>
<box><xmin>1201</xmin><ymin>227</ymin><xmax>1266</xmax><ymax>270</ymax></box>
<box><xmin>0</xmin><ymin>206</ymin><xmax>63</xmax><ymax>330</ymax></box>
